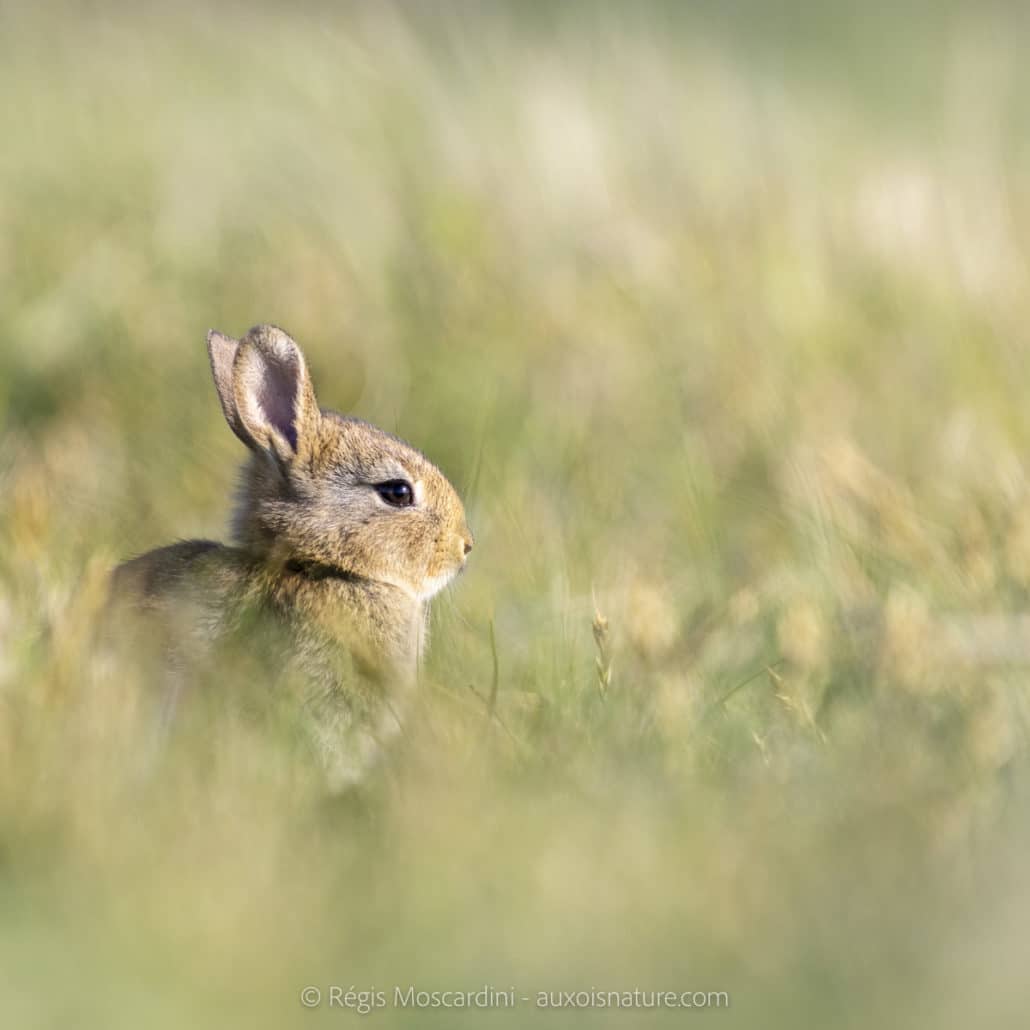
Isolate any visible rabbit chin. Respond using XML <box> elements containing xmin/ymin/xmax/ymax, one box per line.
<box><xmin>419</xmin><ymin>566</ymin><xmax>462</xmax><ymax>601</ymax></box>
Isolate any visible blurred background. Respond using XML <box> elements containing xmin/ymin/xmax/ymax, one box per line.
<box><xmin>2</xmin><ymin>1</ymin><xmax>1030</xmax><ymax>1026</ymax></box>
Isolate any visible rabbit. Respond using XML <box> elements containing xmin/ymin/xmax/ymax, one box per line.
<box><xmin>110</xmin><ymin>324</ymin><xmax>473</xmax><ymax>787</ymax></box>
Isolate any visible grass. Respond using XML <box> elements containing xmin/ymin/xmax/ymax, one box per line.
<box><xmin>2</xmin><ymin>2</ymin><xmax>1030</xmax><ymax>1026</ymax></box>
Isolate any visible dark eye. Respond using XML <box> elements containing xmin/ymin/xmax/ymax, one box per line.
<box><xmin>374</xmin><ymin>479</ymin><xmax>414</xmax><ymax>507</ymax></box>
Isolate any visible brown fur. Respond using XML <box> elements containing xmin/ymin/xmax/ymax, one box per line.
<box><xmin>110</xmin><ymin>324</ymin><xmax>473</xmax><ymax>786</ymax></box>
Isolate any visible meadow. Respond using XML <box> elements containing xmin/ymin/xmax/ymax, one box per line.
<box><xmin>2</xmin><ymin>2</ymin><xmax>1030</xmax><ymax>1026</ymax></box>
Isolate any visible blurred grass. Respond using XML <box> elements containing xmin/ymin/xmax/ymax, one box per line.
<box><xmin>3</xmin><ymin>1</ymin><xmax>1030</xmax><ymax>1026</ymax></box>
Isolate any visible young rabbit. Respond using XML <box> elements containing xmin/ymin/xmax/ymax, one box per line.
<box><xmin>111</xmin><ymin>324</ymin><xmax>473</xmax><ymax>786</ymax></box>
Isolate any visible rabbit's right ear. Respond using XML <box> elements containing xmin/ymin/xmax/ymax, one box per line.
<box><xmin>207</xmin><ymin>330</ymin><xmax>250</xmax><ymax>446</ymax></box>
<box><xmin>207</xmin><ymin>325</ymin><xmax>321</xmax><ymax>467</ymax></box>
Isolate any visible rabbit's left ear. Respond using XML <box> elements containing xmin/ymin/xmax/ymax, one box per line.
<box><xmin>226</xmin><ymin>325</ymin><xmax>322</xmax><ymax>466</ymax></box>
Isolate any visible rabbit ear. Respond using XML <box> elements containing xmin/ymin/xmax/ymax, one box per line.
<box><xmin>230</xmin><ymin>325</ymin><xmax>321</xmax><ymax>465</ymax></box>
<box><xmin>207</xmin><ymin>330</ymin><xmax>250</xmax><ymax>446</ymax></box>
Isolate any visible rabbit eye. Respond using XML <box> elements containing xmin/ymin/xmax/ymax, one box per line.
<box><xmin>374</xmin><ymin>479</ymin><xmax>414</xmax><ymax>507</ymax></box>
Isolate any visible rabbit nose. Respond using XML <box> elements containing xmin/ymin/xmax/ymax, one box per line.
<box><xmin>462</xmin><ymin>533</ymin><xmax>474</xmax><ymax>556</ymax></box>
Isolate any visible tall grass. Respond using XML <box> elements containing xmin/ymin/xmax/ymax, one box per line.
<box><xmin>2</xmin><ymin>3</ymin><xmax>1030</xmax><ymax>1026</ymax></box>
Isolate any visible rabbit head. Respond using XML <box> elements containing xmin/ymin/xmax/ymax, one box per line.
<box><xmin>207</xmin><ymin>325</ymin><xmax>473</xmax><ymax>601</ymax></box>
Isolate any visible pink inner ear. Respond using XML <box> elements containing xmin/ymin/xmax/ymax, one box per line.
<box><xmin>258</xmin><ymin>353</ymin><xmax>299</xmax><ymax>451</ymax></box>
